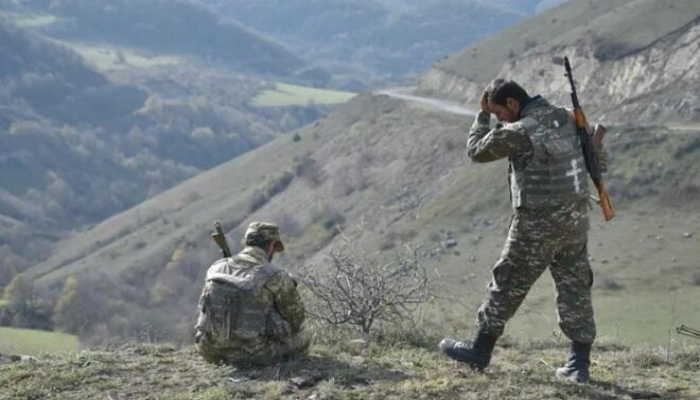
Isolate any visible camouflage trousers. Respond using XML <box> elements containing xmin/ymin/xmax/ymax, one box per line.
<box><xmin>196</xmin><ymin>331</ymin><xmax>310</xmax><ymax>365</ymax></box>
<box><xmin>477</xmin><ymin>201</ymin><xmax>596</xmax><ymax>343</ymax></box>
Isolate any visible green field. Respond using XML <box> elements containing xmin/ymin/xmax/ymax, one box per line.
<box><xmin>57</xmin><ymin>41</ymin><xmax>183</xmax><ymax>72</ymax></box>
<box><xmin>252</xmin><ymin>83</ymin><xmax>356</xmax><ymax>107</ymax></box>
<box><xmin>0</xmin><ymin>327</ymin><xmax>79</xmax><ymax>356</ymax></box>
<box><xmin>0</xmin><ymin>12</ymin><xmax>57</xmax><ymax>28</ymax></box>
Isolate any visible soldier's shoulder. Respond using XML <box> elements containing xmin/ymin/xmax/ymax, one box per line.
<box><xmin>207</xmin><ymin>258</ymin><xmax>234</xmax><ymax>275</ymax></box>
<box><xmin>503</xmin><ymin>117</ymin><xmax>539</xmax><ymax>136</ymax></box>
<box><xmin>530</xmin><ymin>103</ymin><xmax>571</xmax><ymax>130</ymax></box>
<box><xmin>261</xmin><ymin>261</ymin><xmax>284</xmax><ymax>276</ymax></box>
<box><xmin>263</xmin><ymin>268</ymin><xmax>296</xmax><ymax>291</ymax></box>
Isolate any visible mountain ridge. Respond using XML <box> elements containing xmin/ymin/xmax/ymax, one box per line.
<box><xmin>419</xmin><ymin>0</ymin><xmax>700</xmax><ymax>124</ymax></box>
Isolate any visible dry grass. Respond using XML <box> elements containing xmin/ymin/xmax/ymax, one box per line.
<box><xmin>0</xmin><ymin>335</ymin><xmax>698</xmax><ymax>400</ymax></box>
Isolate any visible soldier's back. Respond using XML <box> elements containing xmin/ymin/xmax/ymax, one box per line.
<box><xmin>195</xmin><ymin>249</ymin><xmax>309</xmax><ymax>365</ymax></box>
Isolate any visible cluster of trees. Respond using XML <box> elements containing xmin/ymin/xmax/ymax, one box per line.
<box><xmin>0</xmin><ymin>275</ymin><xmax>51</xmax><ymax>330</ymax></box>
<box><xmin>0</xmin><ymin>271</ymin><xmax>190</xmax><ymax>343</ymax></box>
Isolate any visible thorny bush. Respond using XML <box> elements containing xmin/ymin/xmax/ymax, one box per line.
<box><xmin>297</xmin><ymin>243</ymin><xmax>436</xmax><ymax>334</ymax></box>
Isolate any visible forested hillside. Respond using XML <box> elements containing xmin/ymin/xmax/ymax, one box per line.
<box><xmin>0</xmin><ymin>21</ymin><xmax>289</xmax><ymax>287</ymax></box>
<box><xmin>198</xmin><ymin>0</ymin><xmax>561</xmax><ymax>87</ymax></box>
<box><xmin>2</xmin><ymin>0</ymin><xmax>305</xmax><ymax>75</ymax></box>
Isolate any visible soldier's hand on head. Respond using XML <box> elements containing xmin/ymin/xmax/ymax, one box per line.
<box><xmin>480</xmin><ymin>90</ymin><xmax>492</xmax><ymax>114</ymax></box>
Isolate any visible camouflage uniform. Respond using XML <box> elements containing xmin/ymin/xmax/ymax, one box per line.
<box><xmin>467</xmin><ymin>96</ymin><xmax>596</xmax><ymax>344</ymax></box>
<box><xmin>195</xmin><ymin>223</ymin><xmax>309</xmax><ymax>364</ymax></box>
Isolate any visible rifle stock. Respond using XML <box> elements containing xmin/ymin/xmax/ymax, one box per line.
<box><xmin>592</xmin><ymin>124</ymin><xmax>607</xmax><ymax>148</ymax></box>
<box><xmin>595</xmin><ymin>181</ymin><xmax>615</xmax><ymax>221</ymax></box>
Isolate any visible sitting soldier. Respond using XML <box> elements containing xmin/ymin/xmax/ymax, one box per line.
<box><xmin>195</xmin><ymin>222</ymin><xmax>309</xmax><ymax>365</ymax></box>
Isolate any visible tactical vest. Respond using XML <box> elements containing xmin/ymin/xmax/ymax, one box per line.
<box><xmin>509</xmin><ymin>105</ymin><xmax>589</xmax><ymax>208</ymax></box>
<box><xmin>197</xmin><ymin>257</ymin><xmax>290</xmax><ymax>347</ymax></box>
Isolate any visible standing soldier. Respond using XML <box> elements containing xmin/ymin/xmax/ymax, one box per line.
<box><xmin>440</xmin><ymin>79</ymin><xmax>597</xmax><ymax>383</ymax></box>
<box><xmin>195</xmin><ymin>222</ymin><xmax>309</xmax><ymax>365</ymax></box>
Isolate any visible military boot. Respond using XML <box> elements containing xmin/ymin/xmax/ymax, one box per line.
<box><xmin>439</xmin><ymin>331</ymin><xmax>497</xmax><ymax>370</ymax></box>
<box><xmin>556</xmin><ymin>342</ymin><xmax>591</xmax><ymax>383</ymax></box>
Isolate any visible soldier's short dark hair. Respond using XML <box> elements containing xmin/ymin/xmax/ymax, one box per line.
<box><xmin>487</xmin><ymin>79</ymin><xmax>530</xmax><ymax>106</ymax></box>
<box><xmin>245</xmin><ymin>233</ymin><xmax>273</xmax><ymax>249</ymax></box>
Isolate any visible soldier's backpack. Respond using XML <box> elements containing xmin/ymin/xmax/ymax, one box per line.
<box><xmin>197</xmin><ymin>258</ymin><xmax>290</xmax><ymax>347</ymax></box>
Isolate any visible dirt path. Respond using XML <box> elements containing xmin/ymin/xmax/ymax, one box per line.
<box><xmin>377</xmin><ymin>87</ymin><xmax>476</xmax><ymax>116</ymax></box>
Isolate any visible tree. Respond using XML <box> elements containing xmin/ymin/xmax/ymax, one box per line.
<box><xmin>1</xmin><ymin>275</ymin><xmax>51</xmax><ymax>330</ymax></box>
<box><xmin>0</xmin><ymin>263</ymin><xmax>16</xmax><ymax>290</ymax></box>
<box><xmin>297</xmin><ymin>243</ymin><xmax>436</xmax><ymax>334</ymax></box>
<box><xmin>53</xmin><ymin>276</ymin><xmax>86</xmax><ymax>333</ymax></box>
<box><xmin>3</xmin><ymin>274</ymin><xmax>34</xmax><ymax>311</ymax></box>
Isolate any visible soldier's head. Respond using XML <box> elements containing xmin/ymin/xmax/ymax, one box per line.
<box><xmin>486</xmin><ymin>79</ymin><xmax>530</xmax><ymax>123</ymax></box>
<box><xmin>244</xmin><ymin>222</ymin><xmax>285</xmax><ymax>261</ymax></box>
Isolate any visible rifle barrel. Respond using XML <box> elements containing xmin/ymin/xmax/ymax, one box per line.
<box><xmin>677</xmin><ymin>325</ymin><xmax>700</xmax><ymax>339</ymax></box>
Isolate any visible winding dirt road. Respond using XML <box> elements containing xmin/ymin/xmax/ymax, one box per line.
<box><xmin>377</xmin><ymin>87</ymin><xmax>476</xmax><ymax>117</ymax></box>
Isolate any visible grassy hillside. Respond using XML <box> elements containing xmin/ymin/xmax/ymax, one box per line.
<box><xmin>62</xmin><ymin>42</ymin><xmax>183</xmax><ymax>72</ymax></box>
<box><xmin>419</xmin><ymin>0</ymin><xmax>700</xmax><ymax>124</ymax></box>
<box><xmin>7</xmin><ymin>0</ymin><xmax>700</xmax><ymax>352</ymax></box>
<box><xmin>252</xmin><ymin>83</ymin><xmax>356</xmax><ymax>107</ymax></box>
<box><xmin>0</xmin><ymin>327</ymin><xmax>79</xmax><ymax>356</ymax></box>
<box><xmin>0</xmin><ymin>12</ymin><xmax>56</xmax><ymax>28</ymax></box>
<box><xmin>433</xmin><ymin>0</ymin><xmax>699</xmax><ymax>79</ymax></box>
<box><xmin>0</xmin><ymin>338</ymin><xmax>698</xmax><ymax>399</ymax></box>
<box><xmin>23</xmin><ymin>90</ymin><xmax>700</xmax><ymax>347</ymax></box>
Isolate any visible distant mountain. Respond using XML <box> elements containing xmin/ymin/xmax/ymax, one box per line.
<box><xmin>419</xmin><ymin>0</ymin><xmax>700</xmax><ymax>124</ymax></box>
<box><xmin>0</xmin><ymin>22</ymin><xmax>145</xmax><ymax>125</ymax></box>
<box><xmin>197</xmin><ymin>0</ymin><xmax>532</xmax><ymax>85</ymax></box>
<box><xmin>8</xmin><ymin>0</ymin><xmax>305</xmax><ymax>76</ymax></box>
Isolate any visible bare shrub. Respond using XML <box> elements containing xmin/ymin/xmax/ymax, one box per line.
<box><xmin>249</xmin><ymin>170</ymin><xmax>295</xmax><ymax>212</ymax></box>
<box><xmin>691</xmin><ymin>271</ymin><xmax>700</xmax><ymax>287</ymax></box>
<box><xmin>265</xmin><ymin>171</ymin><xmax>295</xmax><ymax>197</ymax></box>
<box><xmin>322</xmin><ymin>212</ymin><xmax>346</xmax><ymax>231</ymax></box>
<box><xmin>249</xmin><ymin>190</ymin><xmax>268</xmax><ymax>212</ymax></box>
<box><xmin>294</xmin><ymin>156</ymin><xmax>324</xmax><ymax>187</ymax></box>
<box><xmin>297</xmin><ymin>243</ymin><xmax>435</xmax><ymax>334</ymax></box>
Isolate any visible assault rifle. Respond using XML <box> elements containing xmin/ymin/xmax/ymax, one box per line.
<box><xmin>211</xmin><ymin>221</ymin><xmax>232</xmax><ymax>258</ymax></box>
<box><xmin>564</xmin><ymin>56</ymin><xmax>615</xmax><ymax>221</ymax></box>
<box><xmin>676</xmin><ymin>325</ymin><xmax>700</xmax><ymax>340</ymax></box>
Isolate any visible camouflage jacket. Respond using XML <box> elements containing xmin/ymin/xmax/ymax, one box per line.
<box><xmin>196</xmin><ymin>246</ymin><xmax>306</xmax><ymax>339</ymax></box>
<box><xmin>467</xmin><ymin>96</ymin><xmax>592</xmax><ymax>209</ymax></box>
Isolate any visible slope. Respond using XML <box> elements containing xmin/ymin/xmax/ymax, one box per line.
<box><xmin>24</xmin><ymin>90</ymin><xmax>700</xmax><ymax>346</ymax></box>
<box><xmin>0</xmin><ymin>21</ymin><xmax>282</xmax><ymax>281</ymax></box>
<box><xmin>6</xmin><ymin>0</ymin><xmax>304</xmax><ymax>76</ymax></box>
<box><xmin>419</xmin><ymin>0</ymin><xmax>700</xmax><ymax>124</ymax></box>
<box><xmin>18</xmin><ymin>0</ymin><xmax>700</xmax><ymax>347</ymax></box>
